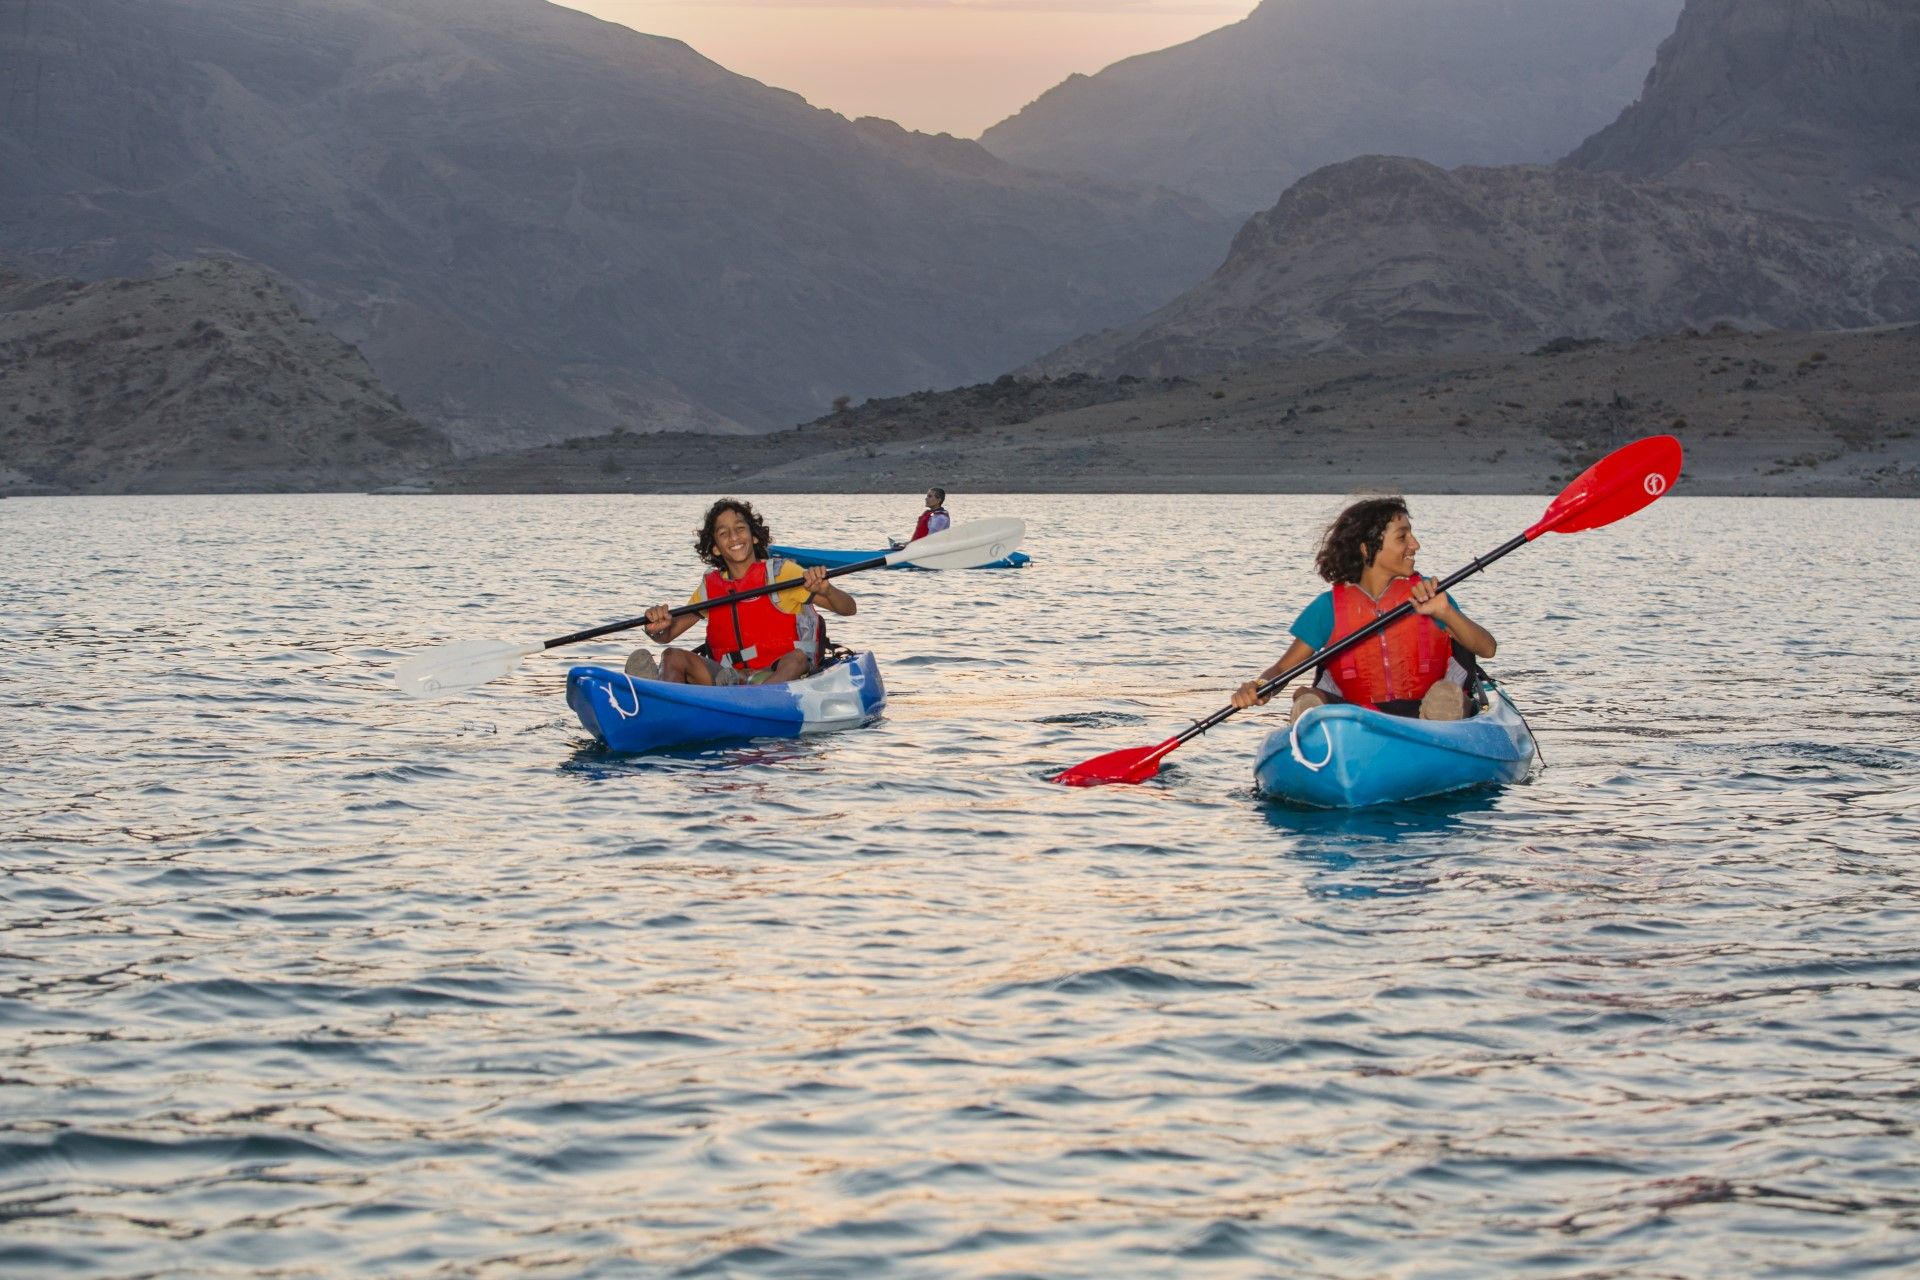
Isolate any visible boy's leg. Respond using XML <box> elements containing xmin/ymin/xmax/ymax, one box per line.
<box><xmin>1290</xmin><ymin>688</ymin><xmax>1334</xmax><ymax>721</ymax></box>
<box><xmin>659</xmin><ymin>649</ymin><xmax>716</xmax><ymax>686</ymax></box>
<box><xmin>761</xmin><ymin>651</ymin><xmax>813</xmax><ymax>685</ymax></box>
<box><xmin>1418</xmin><ymin>680</ymin><xmax>1468</xmax><ymax>721</ymax></box>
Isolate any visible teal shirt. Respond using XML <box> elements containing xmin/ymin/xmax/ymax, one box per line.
<box><xmin>1291</xmin><ymin>587</ymin><xmax>1455</xmax><ymax>649</ymax></box>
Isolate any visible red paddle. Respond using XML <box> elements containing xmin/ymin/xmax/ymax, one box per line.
<box><xmin>1054</xmin><ymin>435</ymin><xmax>1685</xmax><ymax>786</ymax></box>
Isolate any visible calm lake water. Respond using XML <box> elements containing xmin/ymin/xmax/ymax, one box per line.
<box><xmin>4</xmin><ymin>493</ymin><xmax>1917</xmax><ymax>1277</ymax></box>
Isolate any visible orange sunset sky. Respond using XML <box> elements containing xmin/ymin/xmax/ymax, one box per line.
<box><xmin>559</xmin><ymin>1</ymin><xmax>1261</xmax><ymax>137</ymax></box>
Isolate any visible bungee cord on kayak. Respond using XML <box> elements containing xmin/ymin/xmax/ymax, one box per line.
<box><xmin>1288</xmin><ymin>717</ymin><xmax>1336</xmax><ymax>773</ymax></box>
<box><xmin>604</xmin><ymin>670</ymin><xmax>646</xmax><ymax>722</ymax></box>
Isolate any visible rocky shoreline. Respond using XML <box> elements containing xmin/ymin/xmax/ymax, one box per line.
<box><xmin>411</xmin><ymin>324</ymin><xmax>1920</xmax><ymax>498</ymax></box>
<box><xmin>7</xmin><ymin>322</ymin><xmax>1915</xmax><ymax>500</ymax></box>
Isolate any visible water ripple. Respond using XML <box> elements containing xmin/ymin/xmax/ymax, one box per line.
<box><xmin>2</xmin><ymin>493</ymin><xmax>1917</xmax><ymax>1275</ymax></box>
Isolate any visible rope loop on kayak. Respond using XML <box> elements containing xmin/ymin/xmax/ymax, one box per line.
<box><xmin>1288</xmin><ymin>716</ymin><xmax>1334</xmax><ymax>773</ymax></box>
<box><xmin>606</xmin><ymin>673</ymin><xmax>643</xmax><ymax>721</ymax></box>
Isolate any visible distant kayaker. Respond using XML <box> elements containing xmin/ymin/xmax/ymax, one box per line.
<box><xmin>627</xmin><ymin>498</ymin><xmax>856</xmax><ymax>686</ymax></box>
<box><xmin>1230</xmin><ymin>497</ymin><xmax>1497</xmax><ymax>720</ymax></box>
<box><xmin>910</xmin><ymin>488</ymin><xmax>951</xmax><ymax>542</ymax></box>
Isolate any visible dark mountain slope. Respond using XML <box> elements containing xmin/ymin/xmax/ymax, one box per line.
<box><xmin>981</xmin><ymin>0</ymin><xmax>1683</xmax><ymax>213</ymax></box>
<box><xmin>1028</xmin><ymin>156</ymin><xmax>1920</xmax><ymax>376</ymax></box>
<box><xmin>1028</xmin><ymin>0</ymin><xmax>1920</xmax><ymax>377</ymax></box>
<box><xmin>0</xmin><ymin>0</ymin><xmax>1233</xmax><ymax>449</ymax></box>
<box><xmin>0</xmin><ymin>258</ymin><xmax>450</xmax><ymax>494</ymax></box>
<box><xmin>1565</xmin><ymin>0</ymin><xmax>1920</xmax><ymax>245</ymax></box>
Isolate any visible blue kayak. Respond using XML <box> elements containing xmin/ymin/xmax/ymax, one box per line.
<box><xmin>1254</xmin><ymin>682</ymin><xmax>1537</xmax><ymax>808</ymax></box>
<box><xmin>770</xmin><ymin>543</ymin><xmax>1030</xmax><ymax>571</ymax></box>
<box><xmin>567</xmin><ymin>652</ymin><xmax>886</xmax><ymax>753</ymax></box>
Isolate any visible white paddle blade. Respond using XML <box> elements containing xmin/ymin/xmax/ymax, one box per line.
<box><xmin>393</xmin><ymin>638</ymin><xmax>541</xmax><ymax>699</ymax></box>
<box><xmin>887</xmin><ymin>517</ymin><xmax>1026</xmax><ymax>570</ymax></box>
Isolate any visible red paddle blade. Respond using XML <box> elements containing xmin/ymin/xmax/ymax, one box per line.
<box><xmin>1527</xmin><ymin>434</ymin><xmax>1683</xmax><ymax>539</ymax></box>
<box><xmin>1053</xmin><ymin>737</ymin><xmax>1180</xmax><ymax>787</ymax></box>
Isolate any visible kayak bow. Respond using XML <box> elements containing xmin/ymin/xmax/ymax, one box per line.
<box><xmin>1253</xmin><ymin>682</ymin><xmax>1537</xmax><ymax>808</ymax></box>
<box><xmin>568</xmin><ymin>652</ymin><xmax>886</xmax><ymax>753</ymax></box>
<box><xmin>771</xmin><ymin>544</ymin><xmax>1029</xmax><ymax>571</ymax></box>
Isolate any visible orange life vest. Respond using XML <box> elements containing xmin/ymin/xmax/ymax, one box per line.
<box><xmin>911</xmin><ymin>508</ymin><xmax>948</xmax><ymax>541</ymax></box>
<box><xmin>702</xmin><ymin>559</ymin><xmax>819</xmax><ymax>671</ymax></box>
<box><xmin>1326</xmin><ymin>579</ymin><xmax>1454</xmax><ymax>708</ymax></box>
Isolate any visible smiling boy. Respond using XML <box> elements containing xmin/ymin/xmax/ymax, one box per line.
<box><xmin>628</xmin><ymin>499</ymin><xmax>857</xmax><ymax>686</ymax></box>
<box><xmin>1231</xmin><ymin>497</ymin><xmax>1496</xmax><ymax>720</ymax></box>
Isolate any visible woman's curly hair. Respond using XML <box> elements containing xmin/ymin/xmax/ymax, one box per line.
<box><xmin>695</xmin><ymin>498</ymin><xmax>772</xmax><ymax>570</ymax></box>
<box><xmin>1315</xmin><ymin>496</ymin><xmax>1409</xmax><ymax>584</ymax></box>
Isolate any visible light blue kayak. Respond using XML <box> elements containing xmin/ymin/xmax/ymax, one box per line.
<box><xmin>1254</xmin><ymin>682</ymin><xmax>1537</xmax><ymax>808</ymax></box>
<box><xmin>567</xmin><ymin>652</ymin><xmax>886</xmax><ymax>753</ymax></box>
<box><xmin>770</xmin><ymin>543</ymin><xmax>1030</xmax><ymax>571</ymax></box>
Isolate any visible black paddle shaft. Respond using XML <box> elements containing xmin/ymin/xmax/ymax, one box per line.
<box><xmin>540</xmin><ymin>555</ymin><xmax>888</xmax><ymax>651</ymax></box>
<box><xmin>1172</xmin><ymin>532</ymin><xmax>1531</xmax><ymax>747</ymax></box>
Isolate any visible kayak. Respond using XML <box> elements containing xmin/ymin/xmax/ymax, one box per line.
<box><xmin>771</xmin><ymin>543</ymin><xmax>1030</xmax><ymax>571</ymax></box>
<box><xmin>770</xmin><ymin>543</ymin><xmax>1030</xmax><ymax>571</ymax></box>
<box><xmin>1253</xmin><ymin>682</ymin><xmax>1537</xmax><ymax>808</ymax></box>
<box><xmin>567</xmin><ymin>651</ymin><xmax>886</xmax><ymax>753</ymax></box>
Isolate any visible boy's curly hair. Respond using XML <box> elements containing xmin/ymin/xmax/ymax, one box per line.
<box><xmin>1315</xmin><ymin>496</ymin><xmax>1409</xmax><ymax>584</ymax></box>
<box><xmin>695</xmin><ymin>498</ymin><xmax>772</xmax><ymax>570</ymax></box>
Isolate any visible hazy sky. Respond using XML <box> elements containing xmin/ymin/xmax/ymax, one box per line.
<box><xmin>559</xmin><ymin>1</ymin><xmax>1261</xmax><ymax>137</ymax></box>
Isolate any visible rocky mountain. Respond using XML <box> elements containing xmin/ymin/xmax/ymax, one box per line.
<box><xmin>0</xmin><ymin>0</ymin><xmax>1234</xmax><ymax>451</ymax></box>
<box><xmin>1028</xmin><ymin>156</ymin><xmax>1920</xmax><ymax>376</ymax></box>
<box><xmin>0</xmin><ymin>258</ymin><xmax>450</xmax><ymax>494</ymax></box>
<box><xmin>1030</xmin><ymin>0</ymin><xmax>1920</xmax><ymax>378</ymax></box>
<box><xmin>980</xmin><ymin>0</ymin><xmax>1683</xmax><ymax>213</ymax></box>
<box><xmin>1565</xmin><ymin>0</ymin><xmax>1920</xmax><ymax>246</ymax></box>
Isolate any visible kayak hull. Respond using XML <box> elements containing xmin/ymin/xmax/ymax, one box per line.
<box><xmin>1254</xmin><ymin>684</ymin><xmax>1536</xmax><ymax>809</ymax></box>
<box><xmin>567</xmin><ymin>651</ymin><xmax>886</xmax><ymax>753</ymax></box>
<box><xmin>770</xmin><ymin>543</ymin><xmax>1030</xmax><ymax>571</ymax></box>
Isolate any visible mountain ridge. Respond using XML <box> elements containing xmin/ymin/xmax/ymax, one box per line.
<box><xmin>0</xmin><ymin>0</ymin><xmax>1234</xmax><ymax>451</ymax></box>
<box><xmin>980</xmin><ymin>0</ymin><xmax>1684</xmax><ymax>213</ymax></box>
<box><xmin>1025</xmin><ymin>0</ymin><xmax>1920</xmax><ymax>379</ymax></box>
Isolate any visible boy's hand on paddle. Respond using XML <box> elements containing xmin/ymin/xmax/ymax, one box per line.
<box><xmin>1409</xmin><ymin>576</ymin><xmax>1449</xmax><ymax>617</ymax></box>
<box><xmin>802</xmin><ymin>566</ymin><xmax>830</xmax><ymax>596</ymax></box>
<box><xmin>643</xmin><ymin>604</ymin><xmax>671</xmax><ymax>639</ymax></box>
<box><xmin>1230</xmin><ymin>680</ymin><xmax>1271</xmax><ymax>710</ymax></box>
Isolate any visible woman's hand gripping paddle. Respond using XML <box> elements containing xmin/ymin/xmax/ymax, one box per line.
<box><xmin>393</xmin><ymin>517</ymin><xmax>1026</xmax><ymax>699</ymax></box>
<box><xmin>1053</xmin><ymin>435</ymin><xmax>1684</xmax><ymax>786</ymax></box>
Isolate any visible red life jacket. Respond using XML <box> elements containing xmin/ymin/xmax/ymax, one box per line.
<box><xmin>701</xmin><ymin>559</ymin><xmax>820</xmax><ymax>671</ymax></box>
<box><xmin>1326</xmin><ymin>579</ymin><xmax>1454</xmax><ymax>708</ymax></box>
<box><xmin>912</xmin><ymin>510</ymin><xmax>933</xmax><ymax>542</ymax></box>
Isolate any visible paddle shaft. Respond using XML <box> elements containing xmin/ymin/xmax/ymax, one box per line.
<box><xmin>1170</xmin><ymin>531</ymin><xmax>1531</xmax><ymax>749</ymax></box>
<box><xmin>540</xmin><ymin>555</ymin><xmax>887</xmax><ymax>650</ymax></box>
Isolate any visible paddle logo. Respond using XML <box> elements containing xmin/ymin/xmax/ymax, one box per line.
<box><xmin>1644</xmin><ymin>473</ymin><xmax>1668</xmax><ymax>497</ymax></box>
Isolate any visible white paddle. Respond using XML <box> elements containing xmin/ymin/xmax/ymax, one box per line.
<box><xmin>393</xmin><ymin>517</ymin><xmax>1026</xmax><ymax>699</ymax></box>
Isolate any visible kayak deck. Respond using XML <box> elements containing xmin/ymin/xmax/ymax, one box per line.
<box><xmin>1254</xmin><ymin>683</ymin><xmax>1537</xmax><ymax>809</ymax></box>
<box><xmin>568</xmin><ymin>651</ymin><xmax>886</xmax><ymax>754</ymax></box>
<box><xmin>770</xmin><ymin>543</ymin><xmax>1030</xmax><ymax>570</ymax></box>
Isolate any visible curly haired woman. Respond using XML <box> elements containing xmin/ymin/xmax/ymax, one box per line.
<box><xmin>626</xmin><ymin>499</ymin><xmax>856</xmax><ymax>686</ymax></box>
<box><xmin>1229</xmin><ymin>497</ymin><xmax>1496</xmax><ymax>720</ymax></box>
